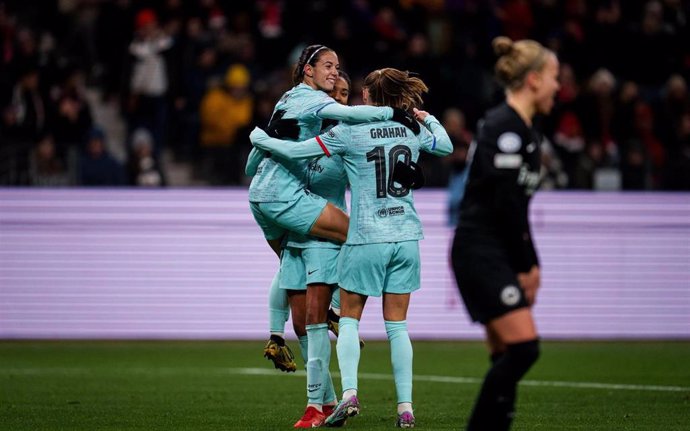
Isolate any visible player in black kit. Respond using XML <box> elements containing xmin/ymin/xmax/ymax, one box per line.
<box><xmin>451</xmin><ymin>36</ymin><xmax>560</xmax><ymax>431</ymax></box>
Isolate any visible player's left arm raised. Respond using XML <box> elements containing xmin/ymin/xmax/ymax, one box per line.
<box><xmin>415</xmin><ymin>108</ymin><xmax>453</xmax><ymax>156</ymax></box>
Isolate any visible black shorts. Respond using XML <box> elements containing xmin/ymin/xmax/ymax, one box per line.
<box><xmin>451</xmin><ymin>232</ymin><xmax>528</xmax><ymax>324</ymax></box>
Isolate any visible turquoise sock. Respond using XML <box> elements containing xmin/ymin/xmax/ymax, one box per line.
<box><xmin>298</xmin><ymin>335</ymin><xmax>309</xmax><ymax>368</ymax></box>
<box><xmin>306</xmin><ymin>323</ymin><xmax>329</xmax><ymax>405</ymax></box>
<box><xmin>322</xmin><ymin>364</ymin><xmax>336</xmax><ymax>404</ymax></box>
<box><xmin>320</xmin><ymin>323</ymin><xmax>336</xmax><ymax>404</ymax></box>
<box><xmin>330</xmin><ymin>287</ymin><xmax>341</xmax><ymax>311</ymax></box>
<box><xmin>336</xmin><ymin>317</ymin><xmax>360</xmax><ymax>393</ymax></box>
<box><xmin>268</xmin><ymin>272</ymin><xmax>289</xmax><ymax>334</ymax></box>
<box><xmin>385</xmin><ymin>320</ymin><xmax>413</xmax><ymax>404</ymax></box>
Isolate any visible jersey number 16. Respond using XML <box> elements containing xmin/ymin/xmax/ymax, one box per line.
<box><xmin>366</xmin><ymin>145</ymin><xmax>411</xmax><ymax>198</ymax></box>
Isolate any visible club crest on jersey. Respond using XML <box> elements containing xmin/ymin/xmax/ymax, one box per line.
<box><xmin>500</xmin><ymin>285</ymin><xmax>521</xmax><ymax>306</ymax></box>
<box><xmin>497</xmin><ymin>132</ymin><xmax>522</xmax><ymax>153</ymax></box>
<box><xmin>328</xmin><ymin>130</ymin><xmax>336</xmax><ymax>138</ymax></box>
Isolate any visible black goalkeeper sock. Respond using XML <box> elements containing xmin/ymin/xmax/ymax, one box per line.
<box><xmin>467</xmin><ymin>339</ymin><xmax>540</xmax><ymax>431</ymax></box>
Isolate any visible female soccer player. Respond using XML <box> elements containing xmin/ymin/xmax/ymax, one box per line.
<box><xmin>249</xmin><ymin>68</ymin><xmax>453</xmax><ymax>429</ymax></box>
<box><xmin>330</xmin><ymin>70</ymin><xmax>351</xmax><ymax>105</ymax></box>
<box><xmin>450</xmin><ymin>36</ymin><xmax>560</xmax><ymax>430</ymax></box>
<box><xmin>281</xmin><ymin>70</ymin><xmax>352</xmax><ymax>427</ymax></box>
<box><xmin>281</xmin><ymin>69</ymin><xmax>364</xmax><ymax>428</ymax></box>
<box><xmin>246</xmin><ymin>45</ymin><xmax>417</xmax><ymax>375</ymax></box>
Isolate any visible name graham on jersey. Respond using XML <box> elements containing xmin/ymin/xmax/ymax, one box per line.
<box><xmin>370</xmin><ymin>126</ymin><xmax>408</xmax><ymax>139</ymax></box>
<box><xmin>376</xmin><ymin>206</ymin><xmax>405</xmax><ymax>217</ymax></box>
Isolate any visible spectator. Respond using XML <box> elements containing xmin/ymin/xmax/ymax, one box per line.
<box><xmin>49</xmin><ymin>66</ymin><xmax>92</xmax><ymax>157</ymax></box>
<box><xmin>633</xmin><ymin>101</ymin><xmax>665</xmax><ymax>187</ymax></box>
<box><xmin>620</xmin><ymin>139</ymin><xmax>650</xmax><ymax>190</ymax></box>
<box><xmin>654</xmin><ymin>74</ymin><xmax>689</xmax><ymax>157</ymax></box>
<box><xmin>495</xmin><ymin>0</ymin><xmax>534</xmax><ymax>41</ymax></box>
<box><xmin>0</xmin><ymin>1</ymin><xmax>688</xmax><ymax>188</ymax></box>
<box><xmin>127</xmin><ymin>127</ymin><xmax>165</xmax><ymax>187</ymax></box>
<box><xmin>663</xmin><ymin>112</ymin><xmax>690</xmax><ymax>190</ymax></box>
<box><xmin>3</xmin><ymin>63</ymin><xmax>46</xmax><ymax>143</ymax></box>
<box><xmin>574</xmin><ymin>140</ymin><xmax>615</xmax><ymax>190</ymax></box>
<box><xmin>198</xmin><ymin>63</ymin><xmax>254</xmax><ymax>184</ymax></box>
<box><xmin>29</xmin><ymin>133</ymin><xmax>70</xmax><ymax>186</ymax></box>
<box><xmin>126</xmin><ymin>8</ymin><xmax>173</xmax><ymax>158</ymax></box>
<box><xmin>78</xmin><ymin>127</ymin><xmax>125</xmax><ymax>186</ymax></box>
<box><xmin>552</xmin><ymin>111</ymin><xmax>586</xmax><ymax>187</ymax></box>
<box><xmin>442</xmin><ymin>107</ymin><xmax>472</xmax><ymax>226</ymax></box>
<box><xmin>579</xmin><ymin>68</ymin><xmax>617</xmax><ymax>153</ymax></box>
<box><xmin>539</xmin><ymin>137</ymin><xmax>569</xmax><ymax>190</ymax></box>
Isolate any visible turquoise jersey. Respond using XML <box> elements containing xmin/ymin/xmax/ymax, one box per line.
<box><xmin>248</xmin><ymin>84</ymin><xmax>393</xmax><ymax>203</ymax></box>
<box><xmin>323</xmin><ymin>121</ymin><xmax>436</xmax><ymax>244</ymax></box>
<box><xmin>250</xmin><ymin>115</ymin><xmax>453</xmax><ymax>245</ymax></box>
<box><xmin>248</xmin><ymin>84</ymin><xmax>333</xmax><ymax>202</ymax></box>
<box><xmin>287</xmin><ymin>152</ymin><xmax>348</xmax><ymax>249</ymax></box>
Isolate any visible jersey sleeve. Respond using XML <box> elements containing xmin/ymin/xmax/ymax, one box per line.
<box><xmin>418</xmin><ymin>115</ymin><xmax>453</xmax><ymax>156</ymax></box>
<box><xmin>315</xmin><ymin>124</ymin><xmax>349</xmax><ymax>156</ymax></box>
<box><xmin>244</xmin><ymin>147</ymin><xmax>265</xmax><ymax>176</ymax></box>
<box><xmin>249</xmin><ymin>126</ymin><xmax>345</xmax><ymax>160</ymax></box>
<box><xmin>317</xmin><ymin>103</ymin><xmax>393</xmax><ymax>123</ymax></box>
<box><xmin>300</xmin><ymin>90</ymin><xmax>338</xmax><ymax>118</ymax></box>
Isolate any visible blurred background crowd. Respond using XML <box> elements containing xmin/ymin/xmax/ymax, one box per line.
<box><xmin>1</xmin><ymin>0</ymin><xmax>689</xmax><ymax>191</ymax></box>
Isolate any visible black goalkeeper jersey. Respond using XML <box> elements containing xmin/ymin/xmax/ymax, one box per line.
<box><xmin>457</xmin><ymin>102</ymin><xmax>541</xmax><ymax>273</ymax></box>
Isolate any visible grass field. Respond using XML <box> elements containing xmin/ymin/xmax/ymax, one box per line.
<box><xmin>1</xmin><ymin>340</ymin><xmax>689</xmax><ymax>430</ymax></box>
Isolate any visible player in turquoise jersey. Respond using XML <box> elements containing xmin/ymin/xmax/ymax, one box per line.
<box><xmin>281</xmin><ymin>72</ymin><xmax>350</xmax><ymax>427</ymax></box>
<box><xmin>246</xmin><ymin>46</ymin><xmax>419</xmax><ymax>378</ymax></box>
<box><xmin>250</xmin><ymin>68</ymin><xmax>452</xmax><ymax>429</ymax></box>
<box><xmin>284</xmin><ymin>70</ymin><xmax>366</xmax><ymax>428</ymax></box>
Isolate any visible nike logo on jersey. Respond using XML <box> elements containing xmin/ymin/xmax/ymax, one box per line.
<box><xmin>308</xmin><ymin>269</ymin><xmax>319</xmax><ymax>275</ymax></box>
<box><xmin>526</xmin><ymin>142</ymin><xmax>537</xmax><ymax>153</ymax></box>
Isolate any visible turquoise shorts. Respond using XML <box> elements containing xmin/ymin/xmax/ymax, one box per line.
<box><xmin>337</xmin><ymin>241</ymin><xmax>421</xmax><ymax>297</ymax></box>
<box><xmin>280</xmin><ymin>247</ymin><xmax>340</xmax><ymax>290</ymax></box>
<box><xmin>249</xmin><ymin>190</ymin><xmax>328</xmax><ymax>241</ymax></box>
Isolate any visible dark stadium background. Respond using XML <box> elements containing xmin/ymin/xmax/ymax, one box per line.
<box><xmin>1</xmin><ymin>2</ymin><xmax>688</xmax><ymax>430</ymax></box>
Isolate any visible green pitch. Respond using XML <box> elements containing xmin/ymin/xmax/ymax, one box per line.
<box><xmin>1</xmin><ymin>340</ymin><xmax>688</xmax><ymax>430</ymax></box>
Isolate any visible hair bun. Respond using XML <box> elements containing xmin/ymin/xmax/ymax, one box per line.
<box><xmin>492</xmin><ymin>36</ymin><xmax>514</xmax><ymax>56</ymax></box>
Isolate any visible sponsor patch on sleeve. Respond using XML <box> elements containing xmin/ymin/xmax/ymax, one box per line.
<box><xmin>494</xmin><ymin>153</ymin><xmax>523</xmax><ymax>169</ymax></box>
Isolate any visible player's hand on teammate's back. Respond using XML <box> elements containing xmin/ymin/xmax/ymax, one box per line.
<box><xmin>391</xmin><ymin>108</ymin><xmax>421</xmax><ymax>135</ymax></box>
<box><xmin>267</xmin><ymin>109</ymin><xmax>300</xmax><ymax>139</ymax></box>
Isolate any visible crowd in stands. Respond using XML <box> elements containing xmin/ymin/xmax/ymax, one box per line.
<box><xmin>1</xmin><ymin>0</ymin><xmax>688</xmax><ymax>190</ymax></box>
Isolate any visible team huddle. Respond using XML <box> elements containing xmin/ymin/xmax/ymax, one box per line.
<box><xmin>245</xmin><ymin>36</ymin><xmax>560</xmax><ymax>430</ymax></box>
